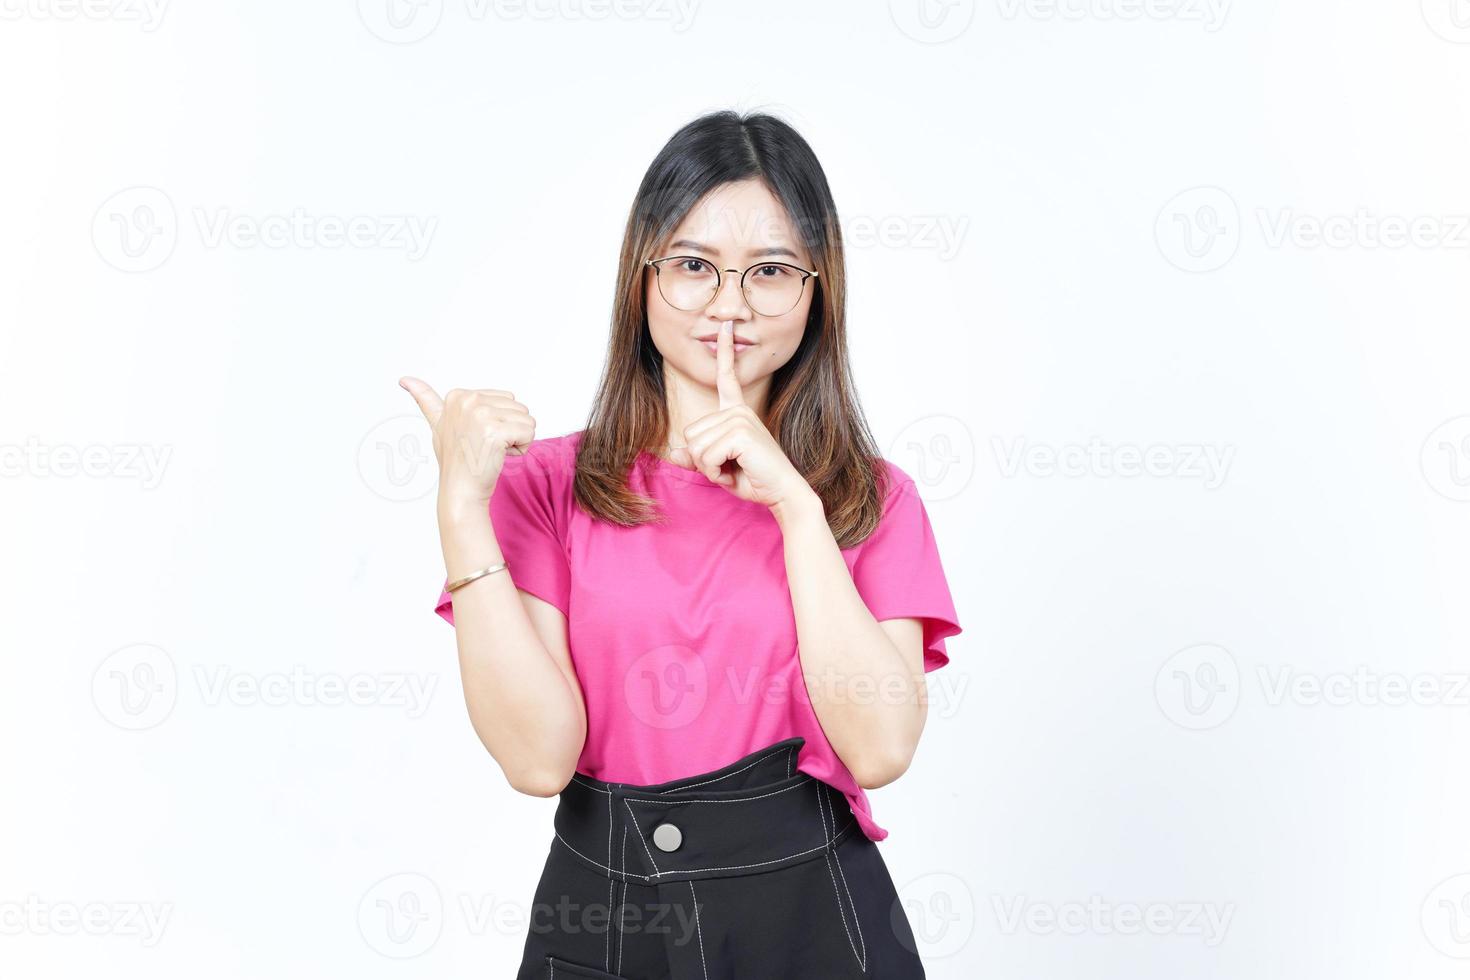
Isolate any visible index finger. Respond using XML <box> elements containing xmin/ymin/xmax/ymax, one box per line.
<box><xmin>398</xmin><ymin>375</ymin><xmax>444</xmax><ymax>425</ymax></box>
<box><xmin>715</xmin><ymin>319</ymin><xmax>743</xmax><ymax>411</ymax></box>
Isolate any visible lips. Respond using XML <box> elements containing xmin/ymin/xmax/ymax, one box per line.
<box><xmin>699</xmin><ymin>339</ymin><xmax>753</xmax><ymax>354</ymax></box>
<box><xmin>695</xmin><ymin>333</ymin><xmax>755</xmax><ymax>354</ymax></box>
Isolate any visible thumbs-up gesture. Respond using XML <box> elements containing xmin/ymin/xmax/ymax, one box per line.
<box><xmin>399</xmin><ymin>376</ymin><xmax>534</xmax><ymax>508</ymax></box>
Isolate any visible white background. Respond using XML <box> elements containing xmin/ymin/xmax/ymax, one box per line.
<box><xmin>3</xmin><ymin>1</ymin><xmax>1470</xmax><ymax>977</ymax></box>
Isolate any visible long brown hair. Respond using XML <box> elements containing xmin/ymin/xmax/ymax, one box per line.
<box><xmin>572</xmin><ymin>108</ymin><xmax>891</xmax><ymax>549</ymax></box>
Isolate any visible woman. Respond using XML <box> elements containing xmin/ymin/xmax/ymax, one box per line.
<box><xmin>401</xmin><ymin>109</ymin><xmax>962</xmax><ymax>979</ymax></box>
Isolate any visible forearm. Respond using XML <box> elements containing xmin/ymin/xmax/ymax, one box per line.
<box><xmin>438</xmin><ymin>497</ymin><xmax>585</xmax><ymax>796</ymax></box>
<box><xmin>773</xmin><ymin>492</ymin><xmax>926</xmax><ymax>789</ymax></box>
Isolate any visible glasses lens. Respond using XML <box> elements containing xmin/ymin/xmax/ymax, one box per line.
<box><xmin>655</xmin><ymin>257</ymin><xmax>718</xmax><ymax>311</ymax></box>
<box><xmin>743</xmin><ymin>263</ymin><xmax>807</xmax><ymax>316</ymax></box>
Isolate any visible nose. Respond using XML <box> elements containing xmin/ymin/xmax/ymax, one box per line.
<box><xmin>707</xmin><ymin>268</ymin><xmax>751</xmax><ymax>320</ymax></box>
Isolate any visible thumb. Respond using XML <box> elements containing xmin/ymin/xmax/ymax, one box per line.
<box><xmin>398</xmin><ymin>376</ymin><xmax>444</xmax><ymax>426</ymax></box>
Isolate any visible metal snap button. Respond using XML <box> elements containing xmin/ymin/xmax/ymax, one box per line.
<box><xmin>652</xmin><ymin>822</ymin><xmax>683</xmax><ymax>852</ymax></box>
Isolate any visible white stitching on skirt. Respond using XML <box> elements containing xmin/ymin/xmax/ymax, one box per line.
<box><xmin>570</xmin><ymin>758</ymin><xmax>811</xmax><ymax>805</ymax></box>
<box><xmin>605</xmin><ymin>788</ymin><xmax>613</xmax><ymax>972</ymax></box>
<box><xmin>624</xmin><ymin>778</ymin><xmax>812</xmax><ymax>807</ymax></box>
<box><xmin>688</xmin><ymin>880</ymin><xmax>710</xmax><ymax>980</ymax></box>
<box><xmin>832</xmin><ymin>838</ymin><xmax>868</xmax><ymax>972</ymax></box>
<box><xmin>561</xmin><ymin>746</ymin><xmax>799</xmax><ymax>799</ymax></box>
<box><xmin>624</xmin><ymin>799</ymin><xmax>663</xmax><ymax>877</ymax></box>
<box><xmin>553</xmin><ymin>818</ymin><xmax>856</xmax><ymax>882</ymax></box>
<box><xmin>617</xmin><ymin>825</ymin><xmax>627</xmax><ymax>975</ymax></box>
<box><xmin>817</xmin><ymin>782</ymin><xmax>865</xmax><ymax>972</ymax></box>
<box><xmin>570</xmin><ymin>773</ymin><xmax>611</xmax><ymax>793</ymax></box>
<box><xmin>656</xmin><ymin>746</ymin><xmax>789</xmax><ymax>794</ymax></box>
<box><xmin>823</xmin><ymin>786</ymin><xmax>868</xmax><ymax>971</ymax></box>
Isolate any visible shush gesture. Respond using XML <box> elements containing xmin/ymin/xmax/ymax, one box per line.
<box><xmin>666</xmin><ymin>319</ymin><xmax>813</xmax><ymax>512</ymax></box>
<box><xmin>398</xmin><ymin>376</ymin><xmax>535</xmax><ymax>508</ymax></box>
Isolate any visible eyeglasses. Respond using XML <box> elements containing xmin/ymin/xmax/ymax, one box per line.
<box><xmin>644</xmin><ymin>255</ymin><xmax>819</xmax><ymax>317</ymax></box>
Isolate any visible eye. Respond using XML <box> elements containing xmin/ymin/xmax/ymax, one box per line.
<box><xmin>675</xmin><ymin>258</ymin><xmax>713</xmax><ymax>275</ymax></box>
<box><xmin>752</xmin><ymin>264</ymin><xmax>792</xmax><ymax>279</ymax></box>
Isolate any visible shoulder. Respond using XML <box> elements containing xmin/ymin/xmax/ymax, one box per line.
<box><xmin>873</xmin><ymin>457</ymin><xmax>919</xmax><ymax>511</ymax></box>
<box><xmin>521</xmin><ymin>428</ymin><xmax>582</xmax><ymax>459</ymax></box>
<box><xmin>502</xmin><ymin>429</ymin><xmax>582</xmax><ymax>487</ymax></box>
<box><xmin>875</xmin><ymin>456</ymin><xmax>914</xmax><ymax>488</ymax></box>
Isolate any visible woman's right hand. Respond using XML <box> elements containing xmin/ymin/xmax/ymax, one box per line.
<box><xmin>398</xmin><ymin>376</ymin><xmax>536</xmax><ymax>510</ymax></box>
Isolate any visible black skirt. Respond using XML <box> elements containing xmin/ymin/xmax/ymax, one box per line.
<box><xmin>514</xmin><ymin>735</ymin><xmax>927</xmax><ymax>979</ymax></box>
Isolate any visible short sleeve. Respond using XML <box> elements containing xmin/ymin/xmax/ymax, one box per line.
<box><xmin>434</xmin><ymin>441</ymin><xmax>573</xmax><ymax>626</ymax></box>
<box><xmin>848</xmin><ymin>466</ymin><xmax>963</xmax><ymax>671</ymax></box>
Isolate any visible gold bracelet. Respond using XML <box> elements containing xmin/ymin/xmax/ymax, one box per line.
<box><xmin>445</xmin><ymin>561</ymin><xmax>509</xmax><ymax>592</ymax></box>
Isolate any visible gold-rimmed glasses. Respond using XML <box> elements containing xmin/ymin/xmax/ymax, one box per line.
<box><xmin>645</xmin><ymin>255</ymin><xmax>819</xmax><ymax>317</ymax></box>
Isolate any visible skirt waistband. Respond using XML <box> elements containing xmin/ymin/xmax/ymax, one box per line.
<box><xmin>551</xmin><ymin>736</ymin><xmax>859</xmax><ymax>886</ymax></box>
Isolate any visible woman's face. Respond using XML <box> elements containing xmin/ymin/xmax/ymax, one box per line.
<box><xmin>644</xmin><ymin>179</ymin><xmax>817</xmax><ymax>404</ymax></box>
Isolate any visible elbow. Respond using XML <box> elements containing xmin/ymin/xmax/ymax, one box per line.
<box><xmin>851</xmin><ymin>746</ymin><xmax>914</xmax><ymax>790</ymax></box>
<box><xmin>505</xmin><ymin>764</ymin><xmax>572</xmax><ymax>798</ymax></box>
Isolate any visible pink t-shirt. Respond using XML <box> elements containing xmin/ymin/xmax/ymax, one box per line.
<box><xmin>433</xmin><ymin>429</ymin><xmax>962</xmax><ymax>841</ymax></box>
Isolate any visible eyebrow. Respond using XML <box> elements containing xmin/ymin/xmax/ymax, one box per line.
<box><xmin>668</xmin><ymin>239</ymin><xmax>803</xmax><ymax>262</ymax></box>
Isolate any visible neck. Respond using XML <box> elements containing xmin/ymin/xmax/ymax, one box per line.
<box><xmin>662</xmin><ymin>362</ymin><xmax>770</xmax><ymax>445</ymax></box>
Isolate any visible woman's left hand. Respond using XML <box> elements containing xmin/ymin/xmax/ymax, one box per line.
<box><xmin>667</xmin><ymin>320</ymin><xmax>813</xmax><ymax>511</ymax></box>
